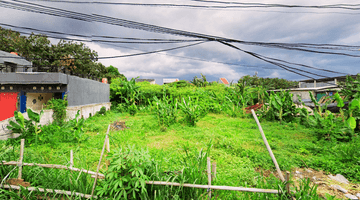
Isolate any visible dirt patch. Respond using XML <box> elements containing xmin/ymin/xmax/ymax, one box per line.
<box><xmin>255</xmin><ymin>168</ymin><xmax>360</xmax><ymax>199</ymax></box>
<box><xmin>111</xmin><ymin>120</ymin><xmax>128</xmax><ymax>131</ymax></box>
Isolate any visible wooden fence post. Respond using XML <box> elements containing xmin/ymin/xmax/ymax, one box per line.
<box><xmin>105</xmin><ymin>134</ymin><xmax>110</xmax><ymax>170</ymax></box>
<box><xmin>18</xmin><ymin>139</ymin><xmax>25</xmax><ymax>180</ymax></box>
<box><xmin>70</xmin><ymin>150</ymin><xmax>73</xmax><ymax>168</ymax></box>
<box><xmin>207</xmin><ymin>157</ymin><xmax>211</xmax><ymax>199</ymax></box>
<box><xmin>251</xmin><ymin>109</ymin><xmax>285</xmax><ymax>182</ymax></box>
<box><xmin>285</xmin><ymin>171</ymin><xmax>290</xmax><ymax>194</ymax></box>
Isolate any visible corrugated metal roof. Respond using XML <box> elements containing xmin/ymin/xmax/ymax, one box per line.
<box><xmin>0</xmin><ymin>50</ymin><xmax>32</xmax><ymax>66</ymax></box>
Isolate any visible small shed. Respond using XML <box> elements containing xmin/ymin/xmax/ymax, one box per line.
<box><xmin>269</xmin><ymin>85</ymin><xmax>340</xmax><ymax>103</ymax></box>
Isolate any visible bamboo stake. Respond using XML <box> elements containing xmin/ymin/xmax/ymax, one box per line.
<box><xmin>0</xmin><ymin>185</ymin><xmax>97</xmax><ymax>199</ymax></box>
<box><xmin>70</xmin><ymin>150</ymin><xmax>74</xmax><ymax>185</ymax></box>
<box><xmin>251</xmin><ymin>109</ymin><xmax>285</xmax><ymax>182</ymax></box>
<box><xmin>17</xmin><ymin>139</ymin><xmax>24</xmax><ymax>180</ymax></box>
<box><xmin>91</xmin><ymin>124</ymin><xmax>110</xmax><ymax>197</ymax></box>
<box><xmin>105</xmin><ymin>134</ymin><xmax>110</xmax><ymax>170</ymax></box>
<box><xmin>212</xmin><ymin>162</ymin><xmax>216</xmax><ymax>181</ymax></box>
<box><xmin>0</xmin><ymin>161</ymin><xmax>105</xmax><ymax>179</ymax></box>
<box><xmin>70</xmin><ymin>150</ymin><xmax>73</xmax><ymax>168</ymax></box>
<box><xmin>207</xmin><ymin>157</ymin><xmax>211</xmax><ymax>199</ymax></box>
<box><xmin>145</xmin><ymin>181</ymin><xmax>279</xmax><ymax>194</ymax></box>
<box><xmin>285</xmin><ymin>171</ymin><xmax>290</xmax><ymax>194</ymax></box>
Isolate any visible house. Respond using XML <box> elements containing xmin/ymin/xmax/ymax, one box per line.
<box><xmin>270</xmin><ymin>85</ymin><xmax>340</xmax><ymax>103</ymax></box>
<box><xmin>268</xmin><ymin>75</ymin><xmax>360</xmax><ymax>111</ymax></box>
<box><xmin>298</xmin><ymin>75</ymin><xmax>356</xmax><ymax>88</ymax></box>
<box><xmin>0</xmin><ymin>50</ymin><xmax>32</xmax><ymax>72</ymax></box>
<box><xmin>218</xmin><ymin>78</ymin><xmax>230</xmax><ymax>86</ymax></box>
<box><xmin>163</xmin><ymin>78</ymin><xmax>179</xmax><ymax>84</ymax></box>
<box><xmin>135</xmin><ymin>78</ymin><xmax>156</xmax><ymax>85</ymax></box>
<box><xmin>0</xmin><ymin>51</ymin><xmax>111</xmax><ymax>137</ymax></box>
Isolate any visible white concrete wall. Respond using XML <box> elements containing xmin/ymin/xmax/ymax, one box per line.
<box><xmin>289</xmin><ymin>90</ymin><xmax>314</xmax><ymax>102</ymax></box>
<box><xmin>0</xmin><ymin>102</ymin><xmax>111</xmax><ymax>136</ymax></box>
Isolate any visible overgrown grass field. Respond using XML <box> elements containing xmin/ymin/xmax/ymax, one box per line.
<box><xmin>1</xmin><ymin>75</ymin><xmax>360</xmax><ymax>199</ymax></box>
<box><xmin>1</xmin><ymin>109</ymin><xmax>358</xmax><ymax>199</ymax></box>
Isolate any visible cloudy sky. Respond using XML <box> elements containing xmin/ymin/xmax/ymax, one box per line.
<box><xmin>0</xmin><ymin>0</ymin><xmax>359</xmax><ymax>84</ymax></box>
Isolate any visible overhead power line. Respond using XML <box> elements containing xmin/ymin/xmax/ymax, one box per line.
<box><xmin>0</xmin><ymin>22</ymin><xmax>281</xmax><ymax>70</ymax></box>
<box><xmin>100</xmin><ymin>42</ymin><xmax>281</xmax><ymax>70</ymax></box>
<box><xmin>22</xmin><ymin>0</ymin><xmax>360</xmax><ymax>11</ymax></box>
<box><xmin>0</xmin><ymin>0</ymin><xmax>355</xmax><ymax>79</ymax></box>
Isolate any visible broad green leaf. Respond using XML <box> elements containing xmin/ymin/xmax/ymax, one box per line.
<box><xmin>334</xmin><ymin>93</ymin><xmax>345</xmax><ymax>108</ymax></box>
<box><xmin>347</xmin><ymin>117</ymin><xmax>356</xmax><ymax>130</ymax></box>
<box><xmin>27</xmin><ymin>109</ymin><xmax>40</xmax><ymax>123</ymax></box>
<box><xmin>309</xmin><ymin>91</ymin><xmax>319</xmax><ymax>106</ymax></box>
<box><xmin>349</xmin><ymin>99</ymin><xmax>360</xmax><ymax>110</ymax></box>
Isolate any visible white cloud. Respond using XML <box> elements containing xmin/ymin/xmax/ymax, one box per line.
<box><xmin>1</xmin><ymin>0</ymin><xmax>359</xmax><ymax>81</ymax></box>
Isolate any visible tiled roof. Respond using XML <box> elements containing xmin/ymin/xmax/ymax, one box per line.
<box><xmin>220</xmin><ymin>78</ymin><xmax>229</xmax><ymax>85</ymax></box>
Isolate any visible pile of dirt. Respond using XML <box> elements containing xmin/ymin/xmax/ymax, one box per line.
<box><xmin>256</xmin><ymin>168</ymin><xmax>360</xmax><ymax>199</ymax></box>
<box><xmin>111</xmin><ymin>120</ymin><xmax>128</xmax><ymax>131</ymax></box>
<box><xmin>245</xmin><ymin>103</ymin><xmax>263</xmax><ymax>113</ymax></box>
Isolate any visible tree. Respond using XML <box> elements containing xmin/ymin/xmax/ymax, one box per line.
<box><xmin>0</xmin><ymin>26</ymin><xmax>126</xmax><ymax>80</ymax></box>
<box><xmin>102</xmin><ymin>65</ymin><xmax>126</xmax><ymax>83</ymax></box>
<box><xmin>238</xmin><ymin>75</ymin><xmax>298</xmax><ymax>90</ymax></box>
<box><xmin>191</xmin><ymin>73</ymin><xmax>208</xmax><ymax>87</ymax></box>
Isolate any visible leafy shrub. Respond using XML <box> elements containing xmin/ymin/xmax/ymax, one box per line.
<box><xmin>115</xmin><ymin>103</ymin><xmax>127</xmax><ymax>113</ymax></box>
<box><xmin>128</xmin><ymin>104</ymin><xmax>137</xmax><ymax>116</ymax></box>
<box><xmin>178</xmin><ymin>96</ymin><xmax>208</xmax><ymax>126</ymax></box>
<box><xmin>97</xmin><ymin>145</ymin><xmax>152</xmax><ymax>199</ymax></box>
<box><xmin>152</xmin><ymin>96</ymin><xmax>178</xmax><ymax>127</ymax></box>
<box><xmin>110</xmin><ymin>77</ymin><xmax>141</xmax><ymax>106</ymax></box>
<box><xmin>98</xmin><ymin>106</ymin><xmax>107</xmax><ymax>115</ymax></box>
<box><xmin>45</xmin><ymin>98</ymin><xmax>68</xmax><ymax>126</ymax></box>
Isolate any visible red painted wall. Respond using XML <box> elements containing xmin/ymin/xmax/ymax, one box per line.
<box><xmin>0</xmin><ymin>92</ymin><xmax>19</xmax><ymax>121</ymax></box>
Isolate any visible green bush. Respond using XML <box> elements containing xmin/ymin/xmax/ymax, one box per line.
<box><xmin>45</xmin><ymin>98</ymin><xmax>68</xmax><ymax>126</ymax></box>
<box><xmin>152</xmin><ymin>96</ymin><xmax>178</xmax><ymax>127</ymax></box>
<box><xmin>98</xmin><ymin>106</ymin><xmax>107</xmax><ymax>115</ymax></box>
<box><xmin>128</xmin><ymin>104</ymin><xmax>137</xmax><ymax>116</ymax></box>
<box><xmin>97</xmin><ymin>145</ymin><xmax>152</xmax><ymax>199</ymax></box>
<box><xmin>178</xmin><ymin>96</ymin><xmax>208</xmax><ymax>126</ymax></box>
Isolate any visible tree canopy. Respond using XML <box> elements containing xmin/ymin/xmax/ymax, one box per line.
<box><xmin>238</xmin><ymin>75</ymin><xmax>298</xmax><ymax>90</ymax></box>
<box><xmin>0</xmin><ymin>26</ymin><xmax>125</xmax><ymax>80</ymax></box>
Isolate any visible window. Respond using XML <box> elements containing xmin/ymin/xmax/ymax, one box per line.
<box><xmin>2</xmin><ymin>62</ymin><xmax>17</xmax><ymax>72</ymax></box>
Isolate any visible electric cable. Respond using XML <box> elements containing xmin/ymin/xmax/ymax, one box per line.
<box><xmin>21</xmin><ymin>0</ymin><xmax>360</xmax><ymax>11</ymax></box>
<box><xmin>0</xmin><ymin>0</ymin><xmax>355</xmax><ymax>78</ymax></box>
<box><xmin>100</xmin><ymin>42</ymin><xmax>281</xmax><ymax>70</ymax></box>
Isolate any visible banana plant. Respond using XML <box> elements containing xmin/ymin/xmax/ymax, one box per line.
<box><xmin>333</xmin><ymin>92</ymin><xmax>360</xmax><ymax>131</ymax></box>
<box><xmin>263</xmin><ymin>90</ymin><xmax>297</xmax><ymax>123</ymax></box>
<box><xmin>7</xmin><ymin>109</ymin><xmax>43</xmax><ymax>143</ymax></box>
<box><xmin>178</xmin><ymin>96</ymin><xmax>208</xmax><ymax>126</ymax></box>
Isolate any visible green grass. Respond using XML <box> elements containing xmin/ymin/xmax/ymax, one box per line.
<box><xmin>1</xmin><ymin>109</ymin><xmax>358</xmax><ymax>199</ymax></box>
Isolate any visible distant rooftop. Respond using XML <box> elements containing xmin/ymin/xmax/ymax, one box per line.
<box><xmin>135</xmin><ymin>78</ymin><xmax>155</xmax><ymax>82</ymax></box>
<box><xmin>219</xmin><ymin>78</ymin><xmax>229</xmax><ymax>85</ymax></box>
<box><xmin>163</xmin><ymin>78</ymin><xmax>179</xmax><ymax>84</ymax></box>
<box><xmin>0</xmin><ymin>50</ymin><xmax>32</xmax><ymax>66</ymax></box>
